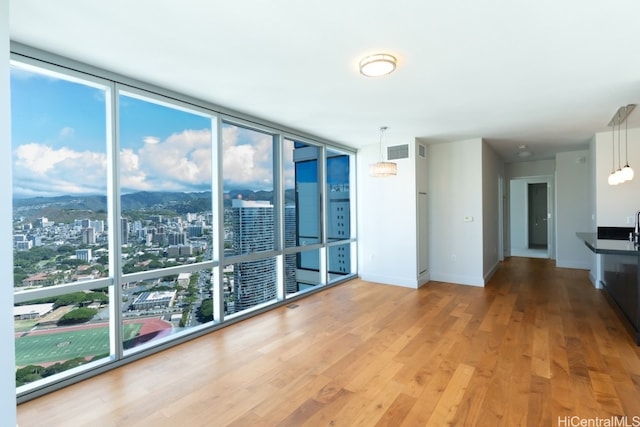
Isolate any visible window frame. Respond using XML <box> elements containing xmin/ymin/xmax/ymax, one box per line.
<box><xmin>10</xmin><ymin>46</ymin><xmax>357</xmax><ymax>403</ymax></box>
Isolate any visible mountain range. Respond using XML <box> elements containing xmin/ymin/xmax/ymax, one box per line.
<box><xmin>13</xmin><ymin>190</ymin><xmax>296</xmax><ymax>224</ymax></box>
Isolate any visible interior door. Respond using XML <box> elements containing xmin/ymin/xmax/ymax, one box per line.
<box><xmin>528</xmin><ymin>183</ymin><xmax>548</xmax><ymax>248</ymax></box>
<box><xmin>418</xmin><ymin>192</ymin><xmax>428</xmax><ymax>275</ymax></box>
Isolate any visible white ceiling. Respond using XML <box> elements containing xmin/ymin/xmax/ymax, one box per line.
<box><xmin>9</xmin><ymin>0</ymin><xmax>640</xmax><ymax>162</ymax></box>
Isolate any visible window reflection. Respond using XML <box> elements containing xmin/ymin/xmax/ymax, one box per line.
<box><xmin>326</xmin><ymin>149</ymin><xmax>351</xmax><ymax>243</ymax></box>
<box><xmin>284</xmin><ymin>140</ymin><xmax>321</xmax><ymax>248</ymax></box>
<box><xmin>285</xmin><ymin>249</ymin><xmax>322</xmax><ymax>296</ymax></box>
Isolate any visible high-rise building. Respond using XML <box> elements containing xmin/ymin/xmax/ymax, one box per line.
<box><xmin>35</xmin><ymin>217</ymin><xmax>53</xmax><ymax>228</ymax></box>
<box><xmin>187</xmin><ymin>225</ymin><xmax>203</xmax><ymax>238</ymax></box>
<box><xmin>76</xmin><ymin>248</ymin><xmax>92</xmax><ymax>262</ymax></box>
<box><xmin>284</xmin><ymin>205</ymin><xmax>297</xmax><ymax>294</ymax></box>
<box><xmin>153</xmin><ymin>231</ymin><xmax>167</xmax><ymax>246</ymax></box>
<box><xmin>82</xmin><ymin>227</ymin><xmax>96</xmax><ymax>244</ymax></box>
<box><xmin>90</xmin><ymin>220</ymin><xmax>105</xmax><ymax>233</ymax></box>
<box><xmin>327</xmin><ymin>186</ymin><xmax>351</xmax><ymax>274</ymax></box>
<box><xmin>29</xmin><ymin>235</ymin><xmax>42</xmax><ymax>247</ymax></box>
<box><xmin>75</xmin><ymin>218</ymin><xmax>91</xmax><ymax>229</ymax></box>
<box><xmin>168</xmin><ymin>232</ymin><xmax>187</xmax><ymax>245</ymax></box>
<box><xmin>14</xmin><ymin>240</ymin><xmax>32</xmax><ymax>251</ymax></box>
<box><xmin>231</xmin><ymin>199</ymin><xmax>277</xmax><ymax>313</ymax></box>
<box><xmin>290</xmin><ymin>143</ymin><xmax>323</xmax><ymax>291</ymax></box>
<box><xmin>121</xmin><ymin>218</ymin><xmax>129</xmax><ymax>244</ymax></box>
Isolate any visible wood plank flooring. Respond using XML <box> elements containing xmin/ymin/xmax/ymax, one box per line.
<box><xmin>17</xmin><ymin>258</ymin><xmax>640</xmax><ymax>426</ymax></box>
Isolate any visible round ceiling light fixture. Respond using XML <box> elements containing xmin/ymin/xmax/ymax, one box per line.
<box><xmin>517</xmin><ymin>144</ymin><xmax>532</xmax><ymax>158</ymax></box>
<box><xmin>359</xmin><ymin>53</ymin><xmax>397</xmax><ymax>77</ymax></box>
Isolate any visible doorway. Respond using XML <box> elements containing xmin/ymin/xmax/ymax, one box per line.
<box><xmin>508</xmin><ymin>176</ymin><xmax>554</xmax><ymax>259</ymax></box>
<box><xmin>528</xmin><ymin>183</ymin><xmax>548</xmax><ymax>250</ymax></box>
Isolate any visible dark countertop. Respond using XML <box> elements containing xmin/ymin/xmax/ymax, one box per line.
<box><xmin>576</xmin><ymin>232</ymin><xmax>640</xmax><ymax>256</ymax></box>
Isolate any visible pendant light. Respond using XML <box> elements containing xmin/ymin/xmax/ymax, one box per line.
<box><xmin>621</xmin><ymin>108</ymin><xmax>635</xmax><ymax>181</ymax></box>
<box><xmin>608</xmin><ymin>104</ymin><xmax>636</xmax><ymax>185</ymax></box>
<box><xmin>370</xmin><ymin>126</ymin><xmax>397</xmax><ymax>177</ymax></box>
<box><xmin>608</xmin><ymin>122</ymin><xmax>619</xmax><ymax>185</ymax></box>
<box><xmin>615</xmin><ymin>120</ymin><xmax>626</xmax><ymax>183</ymax></box>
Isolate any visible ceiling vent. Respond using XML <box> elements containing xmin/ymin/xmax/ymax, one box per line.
<box><xmin>418</xmin><ymin>144</ymin><xmax>426</xmax><ymax>158</ymax></box>
<box><xmin>387</xmin><ymin>144</ymin><xmax>409</xmax><ymax>160</ymax></box>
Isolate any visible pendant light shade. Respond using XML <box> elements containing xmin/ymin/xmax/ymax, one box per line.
<box><xmin>370</xmin><ymin>161</ymin><xmax>397</xmax><ymax>177</ymax></box>
<box><xmin>370</xmin><ymin>126</ymin><xmax>397</xmax><ymax>177</ymax></box>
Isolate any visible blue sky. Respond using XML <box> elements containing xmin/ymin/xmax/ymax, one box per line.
<box><xmin>10</xmin><ymin>64</ymin><xmax>347</xmax><ymax>198</ymax></box>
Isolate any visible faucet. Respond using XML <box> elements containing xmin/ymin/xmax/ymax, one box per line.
<box><xmin>635</xmin><ymin>210</ymin><xmax>640</xmax><ymax>243</ymax></box>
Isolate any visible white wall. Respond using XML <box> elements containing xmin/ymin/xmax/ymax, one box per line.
<box><xmin>1</xmin><ymin>1</ymin><xmax>17</xmax><ymax>424</ymax></box>
<box><xmin>588</xmin><ymin>127</ymin><xmax>640</xmax><ymax>287</ymax></box>
<box><xmin>482</xmin><ymin>141</ymin><xmax>504</xmax><ymax>282</ymax></box>
<box><xmin>428</xmin><ymin>138</ymin><xmax>484</xmax><ymax>286</ymax></box>
<box><xmin>506</xmin><ymin>159</ymin><xmax>555</xmax><ymax>178</ymax></box>
<box><xmin>555</xmin><ymin>150</ymin><xmax>592</xmax><ymax>269</ymax></box>
<box><xmin>509</xmin><ymin>179</ymin><xmax>527</xmax><ymax>253</ymax></box>
<box><xmin>594</xmin><ymin>127</ymin><xmax>640</xmax><ymax>226</ymax></box>
<box><xmin>356</xmin><ymin>140</ymin><xmax>419</xmax><ymax>287</ymax></box>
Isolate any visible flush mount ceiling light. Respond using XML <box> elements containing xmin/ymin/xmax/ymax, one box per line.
<box><xmin>517</xmin><ymin>144</ymin><xmax>532</xmax><ymax>158</ymax></box>
<box><xmin>359</xmin><ymin>54</ymin><xmax>397</xmax><ymax>77</ymax></box>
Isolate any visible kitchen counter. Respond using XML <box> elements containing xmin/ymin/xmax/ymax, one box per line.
<box><xmin>577</xmin><ymin>232</ymin><xmax>640</xmax><ymax>344</ymax></box>
<box><xmin>576</xmin><ymin>232</ymin><xmax>640</xmax><ymax>255</ymax></box>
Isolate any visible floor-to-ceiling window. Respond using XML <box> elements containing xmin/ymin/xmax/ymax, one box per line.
<box><xmin>221</xmin><ymin>121</ymin><xmax>277</xmax><ymax>316</ymax></box>
<box><xmin>11</xmin><ymin>62</ymin><xmax>114</xmax><ymax>389</ymax></box>
<box><xmin>283</xmin><ymin>138</ymin><xmax>322</xmax><ymax>295</ymax></box>
<box><xmin>326</xmin><ymin>148</ymin><xmax>354</xmax><ymax>283</ymax></box>
<box><xmin>10</xmin><ymin>51</ymin><xmax>357</xmax><ymax>401</ymax></box>
<box><xmin>117</xmin><ymin>89</ymin><xmax>217</xmax><ymax>355</ymax></box>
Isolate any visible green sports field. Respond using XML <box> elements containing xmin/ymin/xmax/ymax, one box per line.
<box><xmin>15</xmin><ymin>324</ymin><xmax>142</xmax><ymax>366</ymax></box>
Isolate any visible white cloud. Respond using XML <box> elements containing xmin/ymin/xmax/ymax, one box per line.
<box><xmin>13</xmin><ymin>143</ymin><xmax>107</xmax><ymax>196</ymax></box>
<box><xmin>120</xmin><ymin>129</ymin><xmax>213</xmax><ymax>192</ymax></box>
<box><xmin>221</xmin><ymin>125</ymin><xmax>273</xmax><ymax>190</ymax></box>
<box><xmin>15</xmin><ymin>143</ymin><xmax>82</xmax><ymax>175</ymax></box>
<box><xmin>14</xmin><ymin>126</ymin><xmax>290</xmax><ymax>197</ymax></box>
<box><xmin>59</xmin><ymin>127</ymin><xmax>75</xmax><ymax>138</ymax></box>
<box><xmin>119</xmin><ymin>148</ymin><xmax>150</xmax><ymax>191</ymax></box>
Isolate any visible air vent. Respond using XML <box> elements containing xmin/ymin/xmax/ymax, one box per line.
<box><xmin>418</xmin><ymin>144</ymin><xmax>426</xmax><ymax>158</ymax></box>
<box><xmin>387</xmin><ymin>144</ymin><xmax>409</xmax><ymax>160</ymax></box>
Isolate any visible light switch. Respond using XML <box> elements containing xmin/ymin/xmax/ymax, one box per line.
<box><xmin>464</xmin><ymin>216</ymin><xmax>473</xmax><ymax>222</ymax></box>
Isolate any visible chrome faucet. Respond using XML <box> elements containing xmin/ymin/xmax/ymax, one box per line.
<box><xmin>635</xmin><ymin>210</ymin><xmax>640</xmax><ymax>243</ymax></box>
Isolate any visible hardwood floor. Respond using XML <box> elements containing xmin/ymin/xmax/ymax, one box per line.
<box><xmin>17</xmin><ymin>258</ymin><xmax>640</xmax><ymax>426</ymax></box>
